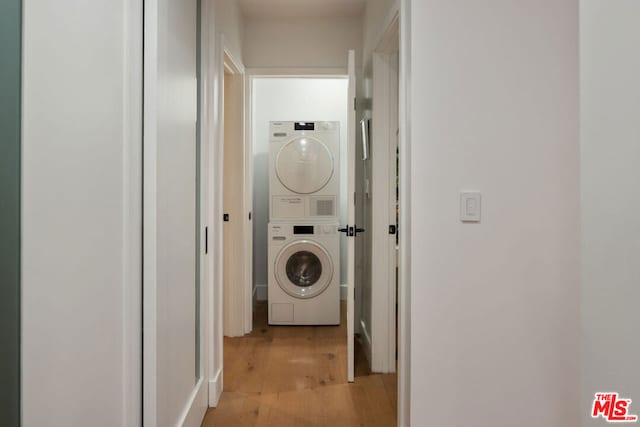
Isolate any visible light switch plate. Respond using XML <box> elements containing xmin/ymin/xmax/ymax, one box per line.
<box><xmin>460</xmin><ymin>192</ymin><xmax>481</xmax><ymax>222</ymax></box>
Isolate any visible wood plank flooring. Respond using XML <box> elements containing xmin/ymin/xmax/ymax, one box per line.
<box><xmin>202</xmin><ymin>302</ymin><xmax>397</xmax><ymax>426</ymax></box>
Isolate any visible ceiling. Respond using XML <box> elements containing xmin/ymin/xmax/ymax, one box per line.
<box><xmin>239</xmin><ymin>0</ymin><xmax>367</xmax><ymax>19</ymax></box>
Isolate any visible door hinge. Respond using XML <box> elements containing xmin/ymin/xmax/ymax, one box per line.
<box><xmin>353</xmin><ymin>191</ymin><xmax>356</xmax><ymax>205</ymax></box>
<box><xmin>389</xmin><ymin>224</ymin><xmax>397</xmax><ymax>235</ymax></box>
<box><xmin>353</xmin><ymin>97</ymin><xmax>357</xmax><ymax>111</ymax></box>
<box><xmin>205</xmin><ymin>226</ymin><xmax>208</xmax><ymax>254</ymax></box>
<box><xmin>223</xmin><ymin>213</ymin><xmax>229</xmax><ymax>222</ymax></box>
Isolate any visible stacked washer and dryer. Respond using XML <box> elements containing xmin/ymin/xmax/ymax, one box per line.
<box><xmin>268</xmin><ymin>121</ymin><xmax>341</xmax><ymax>325</ymax></box>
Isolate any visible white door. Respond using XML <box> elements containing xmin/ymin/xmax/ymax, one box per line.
<box><xmin>346</xmin><ymin>50</ymin><xmax>357</xmax><ymax>382</ymax></box>
<box><xmin>143</xmin><ymin>0</ymin><xmax>207</xmax><ymax>425</ymax></box>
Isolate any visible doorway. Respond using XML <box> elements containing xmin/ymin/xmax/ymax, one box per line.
<box><xmin>205</xmin><ymin>71</ymin><xmax>397</xmax><ymax>425</ymax></box>
<box><xmin>206</xmin><ymin>7</ymin><xmax>408</xmax><ymax>426</ymax></box>
<box><xmin>249</xmin><ymin>76</ymin><xmax>350</xmax><ymax>307</ymax></box>
<box><xmin>222</xmin><ymin>50</ymin><xmax>251</xmax><ymax>338</ymax></box>
<box><xmin>368</xmin><ymin>15</ymin><xmax>400</xmax><ymax>374</ymax></box>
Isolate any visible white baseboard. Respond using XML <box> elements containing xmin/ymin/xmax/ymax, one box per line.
<box><xmin>177</xmin><ymin>377</ymin><xmax>207</xmax><ymax>427</ymax></box>
<box><xmin>208</xmin><ymin>368</ymin><xmax>223</xmax><ymax>407</ymax></box>
<box><xmin>340</xmin><ymin>284</ymin><xmax>347</xmax><ymax>300</ymax></box>
<box><xmin>258</xmin><ymin>283</ymin><xmax>347</xmax><ymax>300</ymax></box>
<box><xmin>255</xmin><ymin>284</ymin><xmax>267</xmax><ymax>301</ymax></box>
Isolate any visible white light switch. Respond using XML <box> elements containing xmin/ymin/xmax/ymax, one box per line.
<box><xmin>460</xmin><ymin>192</ymin><xmax>481</xmax><ymax>222</ymax></box>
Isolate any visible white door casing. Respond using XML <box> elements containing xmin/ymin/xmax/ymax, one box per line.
<box><xmin>370</xmin><ymin>15</ymin><xmax>400</xmax><ymax>374</ymax></box>
<box><xmin>222</xmin><ymin>48</ymin><xmax>248</xmax><ymax>338</ymax></box>
<box><xmin>243</xmin><ymin>72</ymin><xmax>254</xmax><ymax>335</ymax></box>
<box><xmin>398</xmin><ymin>0</ymin><xmax>411</xmax><ymax>424</ymax></box>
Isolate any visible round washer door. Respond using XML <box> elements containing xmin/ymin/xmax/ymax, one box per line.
<box><xmin>275</xmin><ymin>137</ymin><xmax>334</xmax><ymax>194</ymax></box>
<box><xmin>275</xmin><ymin>240</ymin><xmax>334</xmax><ymax>299</ymax></box>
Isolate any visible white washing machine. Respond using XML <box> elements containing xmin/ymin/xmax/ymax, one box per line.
<box><xmin>268</xmin><ymin>222</ymin><xmax>340</xmax><ymax>325</ymax></box>
<box><xmin>269</xmin><ymin>121</ymin><xmax>339</xmax><ymax>222</ymax></box>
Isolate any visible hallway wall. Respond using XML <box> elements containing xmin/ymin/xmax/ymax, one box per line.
<box><xmin>363</xmin><ymin>0</ymin><xmax>397</xmax><ymax>71</ymax></box>
<box><xmin>581</xmin><ymin>1</ymin><xmax>640</xmax><ymax>424</ymax></box>
<box><xmin>243</xmin><ymin>16</ymin><xmax>362</xmax><ymax>70</ymax></box>
<box><xmin>21</xmin><ymin>1</ymin><xmax>142</xmax><ymax>426</ymax></box>
<box><xmin>215</xmin><ymin>0</ymin><xmax>244</xmax><ymax>60</ymax></box>
<box><xmin>408</xmin><ymin>0</ymin><xmax>580</xmax><ymax>425</ymax></box>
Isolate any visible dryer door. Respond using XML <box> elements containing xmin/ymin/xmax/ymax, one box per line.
<box><xmin>275</xmin><ymin>137</ymin><xmax>334</xmax><ymax>194</ymax></box>
<box><xmin>275</xmin><ymin>240</ymin><xmax>334</xmax><ymax>299</ymax></box>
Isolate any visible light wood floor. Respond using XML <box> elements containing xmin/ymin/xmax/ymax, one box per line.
<box><xmin>201</xmin><ymin>302</ymin><xmax>397</xmax><ymax>426</ymax></box>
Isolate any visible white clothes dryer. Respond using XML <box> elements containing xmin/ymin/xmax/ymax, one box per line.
<box><xmin>269</xmin><ymin>121</ymin><xmax>339</xmax><ymax>222</ymax></box>
<box><xmin>268</xmin><ymin>222</ymin><xmax>340</xmax><ymax>325</ymax></box>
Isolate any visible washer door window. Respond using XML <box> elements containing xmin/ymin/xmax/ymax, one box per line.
<box><xmin>275</xmin><ymin>137</ymin><xmax>334</xmax><ymax>194</ymax></box>
<box><xmin>275</xmin><ymin>240</ymin><xmax>333</xmax><ymax>299</ymax></box>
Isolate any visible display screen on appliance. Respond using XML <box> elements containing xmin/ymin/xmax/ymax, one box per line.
<box><xmin>293</xmin><ymin>225</ymin><xmax>314</xmax><ymax>234</ymax></box>
<box><xmin>294</xmin><ymin>122</ymin><xmax>314</xmax><ymax>131</ymax></box>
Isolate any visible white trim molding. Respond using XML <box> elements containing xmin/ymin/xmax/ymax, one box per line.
<box><xmin>176</xmin><ymin>378</ymin><xmax>208</xmax><ymax>427</ymax></box>
<box><xmin>340</xmin><ymin>284</ymin><xmax>349</xmax><ymax>301</ymax></box>
<box><xmin>208</xmin><ymin>369</ymin><xmax>223</xmax><ymax>407</ymax></box>
<box><xmin>142</xmin><ymin>0</ymin><xmax>159</xmax><ymax>423</ymax></box>
<box><xmin>122</xmin><ymin>1</ymin><xmax>143</xmax><ymax>425</ymax></box>
<box><xmin>398</xmin><ymin>0</ymin><xmax>412</xmax><ymax>425</ymax></box>
<box><xmin>370</xmin><ymin>18</ymin><xmax>400</xmax><ymax>374</ymax></box>
<box><xmin>255</xmin><ymin>284</ymin><xmax>268</xmax><ymax>301</ymax></box>
<box><xmin>221</xmin><ymin>41</ymin><xmax>248</xmax><ymax>338</ymax></box>
<box><xmin>247</xmin><ymin>67</ymin><xmax>347</xmax><ymax>77</ymax></box>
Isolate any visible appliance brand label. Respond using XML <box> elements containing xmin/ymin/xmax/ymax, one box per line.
<box><xmin>280</xmin><ymin>197</ymin><xmax>303</xmax><ymax>205</ymax></box>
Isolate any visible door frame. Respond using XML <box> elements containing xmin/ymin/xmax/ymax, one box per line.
<box><xmin>398</xmin><ymin>0</ymin><xmax>412</xmax><ymax>425</ymax></box>
<box><xmin>206</xmin><ymin>4</ymin><xmax>412</xmax><ymax>423</ymax></box>
<box><xmin>221</xmin><ymin>44</ymin><xmax>249</xmax><ymax>338</ymax></box>
<box><xmin>204</xmin><ymin>30</ymin><xmax>247</xmax><ymax>405</ymax></box>
<box><xmin>370</xmin><ymin>14</ymin><xmax>400</xmax><ymax>374</ymax></box>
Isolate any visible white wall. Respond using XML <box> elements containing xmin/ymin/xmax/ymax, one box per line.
<box><xmin>21</xmin><ymin>1</ymin><xmax>141</xmax><ymax>426</ymax></box>
<box><xmin>408</xmin><ymin>1</ymin><xmax>580</xmax><ymax>426</ymax></box>
<box><xmin>243</xmin><ymin>16</ymin><xmax>362</xmax><ymax>70</ymax></box>
<box><xmin>252</xmin><ymin>78</ymin><xmax>349</xmax><ymax>299</ymax></box>
<box><xmin>363</xmin><ymin>0</ymin><xmax>398</xmax><ymax>69</ymax></box>
<box><xmin>214</xmin><ymin>0</ymin><xmax>244</xmax><ymax>60</ymax></box>
<box><xmin>581</xmin><ymin>1</ymin><xmax>640</xmax><ymax>425</ymax></box>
